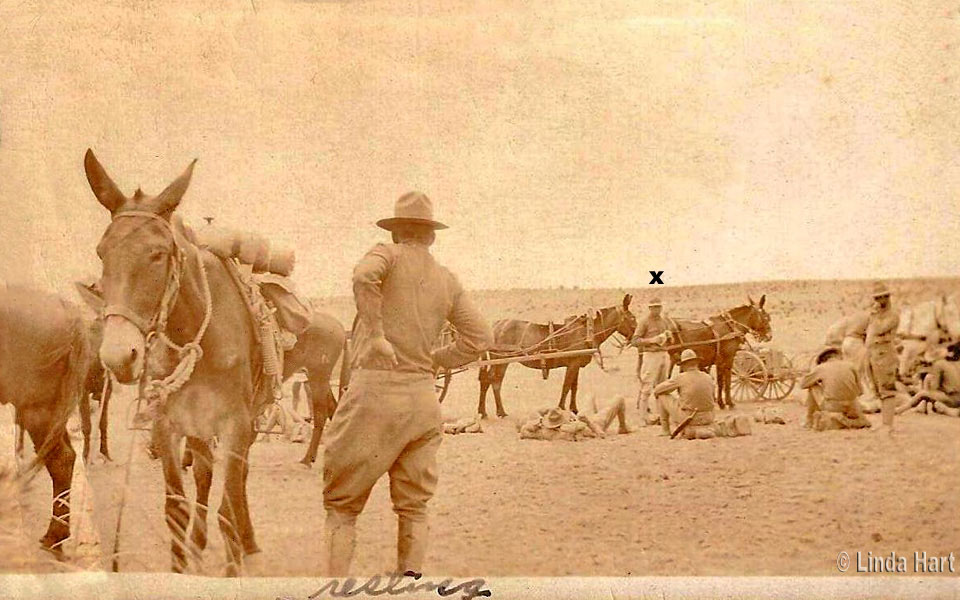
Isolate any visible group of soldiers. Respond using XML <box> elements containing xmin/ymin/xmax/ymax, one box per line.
<box><xmin>318</xmin><ymin>191</ymin><xmax>921</xmax><ymax>576</ymax></box>
<box><xmin>629</xmin><ymin>282</ymin><xmax>903</xmax><ymax>436</ymax></box>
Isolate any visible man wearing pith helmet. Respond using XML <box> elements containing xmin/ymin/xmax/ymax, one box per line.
<box><xmin>322</xmin><ymin>191</ymin><xmax>493</xmax><ymax>575</ymax></box>
<box><xmin>631</xmin><ymin>296</ymin><xmax>671</xmax><ymax>425</ymax></box>
<box><xmin>865</xmin><ymin>281</ymin><xmax>900</xmax><ymax>435</ymax></box>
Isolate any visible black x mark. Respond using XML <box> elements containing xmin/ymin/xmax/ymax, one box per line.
<box><xmin>649</xmin><ymin>271</ymin><xmax>664</xmax><ymax>285</ymax></box>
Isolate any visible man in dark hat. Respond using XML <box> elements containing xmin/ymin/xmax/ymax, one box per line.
<box><xmin>865</xmin><ymin>281</ymin><xmax>900</xmax><ymax>434</ymax></box>
<box><xmin>631</xmin><ymin>296</ymin><xmax>671</xmax><ymax>424</ymax></box>
<box><xmin>653</xmin><ymin>349</ymin><xmax>717</xmax><ymax>439</ymax></box>
<box><xmin>322</xmin><ymin>191</ymin><xmax>493</xmax><ymax>576</ymax></box>
<box><xmin>800</xmin><ymin>346</ymin><xmax>871</xmax><ymax>431</ymax></box>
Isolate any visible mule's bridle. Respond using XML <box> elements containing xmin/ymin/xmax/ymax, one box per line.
<box><xmin>101</xmin><ymin>211</ymin><xmax>185</xmax><ymax>337</ymax></box>
<box><xmin>100</xmin><ymin>210</ymin><xmax>213</xmax><ymax>406</ymax></box>
<box><xmin>721</xmin><ymin>308</ymin><xmax>771</xmax><ymax>342</ymax></box>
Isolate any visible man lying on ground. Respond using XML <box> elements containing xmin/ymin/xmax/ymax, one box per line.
<box><xmin>800</xmin><ymin>346</ymin><xmax>871</xmax><ymax>431</ymax></box>
<box><xmin>518</xmin><ymin>396</ymin><xmax>633</xmax><ymax>441</ymax></box>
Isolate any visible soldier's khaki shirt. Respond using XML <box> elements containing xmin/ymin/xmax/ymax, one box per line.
<box><xmin>352</xmin><ymin>241</ymin><xmax>493</xmax><ymax>375</ymax></box>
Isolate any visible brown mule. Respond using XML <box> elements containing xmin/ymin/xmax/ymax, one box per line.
<box><xmin>82</xmin><ymin>149</ymin><xmax>344</xmax><ymax>575</ymax></box>
<box><xmin>664</xmin><ymin>296</ymin><xmax>773</xmax><ymax>409</ymax></box>
<box><xmin>1</xmin><ymin>285</ymin><xmax>92</xmax><ymax>554</ymax></box>
<box><xmin>478</xmin><ymin>294</ymin><xmax>637</xmax><ymax>417</ymax></box>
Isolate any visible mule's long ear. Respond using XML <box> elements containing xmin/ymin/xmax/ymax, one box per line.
<box><xmin>155</xmin><ymin>159</ymin><xmax>197</xmax><ymax>214</ymax></box>
<box><xmin>84</xmin><ymin>149</ymin><xmax>125</xmax><ymax>213</ymax></box>
<box><xmin>759</xmin><ymin>294</ymin><xmax>766</xmax><ymax>309</ymax></box>
<box><xmin>747</xmin><ymin>294</ymin><xmax>755</xmax><ymax>305</ymax></box>
<box><xmin>74</xmin><ymin>281</ymin><xmax>105</xmax><ymax>315</ymax></box>
<box><xmin>623</xmin><ymin>293</ymin><xmax>632</xmax><ymax>309</ymax></box>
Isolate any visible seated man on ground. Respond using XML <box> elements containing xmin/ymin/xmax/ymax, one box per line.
<box><xmin>800</xmin><ymin>346</ymin><xmax>871</xmax><ymax>431</ymax></box>
<box><xmin>518</xmin><ymin>395</ymin><xmax>633</xmax><ymax>441</ymax></box>
<box><xmin>898</xmin><ymin>352</ymin><xmax>960</xmax><ymax>417</ymax></box>
<box><xmin>653</xmin><ymin>349</ymin><xmax>719</xmax><ymax>440</ymax></box>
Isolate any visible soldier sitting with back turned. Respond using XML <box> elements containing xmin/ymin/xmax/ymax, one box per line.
<box><xmin>800</xmin><ymin>346</ymin><xmax>871</xmax><ymax>431</ymax></box>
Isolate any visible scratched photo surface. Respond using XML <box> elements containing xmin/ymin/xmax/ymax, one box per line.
<box><xmin>1</xmin><ymin>0</ymin><xmax>958</xmax><ymax>598</ymax></box>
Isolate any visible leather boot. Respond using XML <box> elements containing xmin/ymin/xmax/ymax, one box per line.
<box><xmin>325</xmin><ymin>511</ymin><xmax>357</xmax><ymax>576</ymax></box>
<box><xmin>397</xmin><ymin>518</ymin><xmax>429</xmax><ymax>575</ymax></box>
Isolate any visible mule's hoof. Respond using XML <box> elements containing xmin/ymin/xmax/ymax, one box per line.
<box><xmin>297</xmin><ymin>461</ymin><xmax>312</xmax><ymax>470</ymax></box>
<box><xmin>479</xmin><ymin>413</ymin><xmax>489</xmax><ymax>420</ymax></box>
<box><xmin>496</xmin><ymin>412</ymin><xmax>508</xmax><ymax>419</ymax></box>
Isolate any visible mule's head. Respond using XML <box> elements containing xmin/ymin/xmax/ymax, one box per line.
<box><xmin>84</xmin><ymin>149</ymin><xmax>196</xmax><ymax>383</ymax></box>
<box><xmin>613</xmin><ymin>293</ymin><xmax>637</xmax><ymax>340</ymax></box>
<box><xmin>742</xmin><ymin>294</ymin><xmax>772</xmax><ymax>342</ymax></box>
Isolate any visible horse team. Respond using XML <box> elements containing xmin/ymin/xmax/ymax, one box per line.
<box><xmin>0</xmin><ymin>150</ymin><xmax>773</xmax><ymax>574</ymax></box>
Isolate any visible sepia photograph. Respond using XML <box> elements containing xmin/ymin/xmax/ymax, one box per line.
<box><xmin>0</xmin><ymin>1</ymin><xmax>958</xmax><ymax>598</ymax></box>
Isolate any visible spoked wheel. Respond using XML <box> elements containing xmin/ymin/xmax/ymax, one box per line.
<box><xmin>762</xmin><ymin>351</ymin><xmax>796</xmax><ymax>401</ymax></box>
<box><xmin>435</xmin><ymin>368</ymin><xmax>453</xmax><ymax>404</ymax></box>
<box><xmin>731</xmin><ymin>350</ymin><xmax>769</xmax><ymax>403</ymax></box>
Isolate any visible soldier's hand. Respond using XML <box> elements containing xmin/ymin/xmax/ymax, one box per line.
<box><xmin>363</xmin><ymin>335</ymin><xmax>399</xmax><ymax>369</ymax></box>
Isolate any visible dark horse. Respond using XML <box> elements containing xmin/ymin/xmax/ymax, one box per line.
<box><xmin>83</xmin><ymin>149</ymin><xmax>344</xmax><ymax>574</ymax></box>
<box><xmin>1</xmin><ymin>285</ymin><xmax>91</xmax><ymax>554</ymax></box>
<box><xmin>477</xmin><ymin>294</ymin><xmax>637</xmax><ymax>417</ymax></box>
<box><xmin>664</xmin><ymin>295</ymin><xmax>772</xmax><ymax>409</ymax></box>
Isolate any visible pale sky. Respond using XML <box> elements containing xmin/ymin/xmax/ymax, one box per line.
<box><xmin>1</xmin><ymin>0</ymin><xmax>957</xmax><ymax>299</ymax></box>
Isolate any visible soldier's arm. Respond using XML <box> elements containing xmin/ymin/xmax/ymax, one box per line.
<box><xmin>654</xmin><ymin>378</ymin><xmax>680</xmax><ymax>396</ymax></box>
<box><xmin>799</xmin><ymin>367</ymin><xmax>821</xmax><ymax>390</ymax></box>
<box><xmin>629</xmin><ymin>320</ymin><xmax>650</xmax><ymax>346</ymax></box>
<box><xmin>432</xmin><ymin>276</ymin><xmax>494</xmax><ymax>369</ymax></box>
<box><xmin>352</xmin><ymin>244</ymin><xmax>396</xmax><ymax>338</ymax></box>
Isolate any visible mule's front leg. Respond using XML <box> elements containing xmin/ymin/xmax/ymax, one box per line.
<box><xmin>477</xmin><ymin>367</ymin><xmax>491</xmax><ymax>419</ymax></box>
<box><xmin>98</xmin><ymin>383</ymin><xmax>113</xmax><ymax>461</ymax></box>
<box><xmin>187</xmin><ymin>438</ymin><xmax>214</xmax><ymax>557</ymax></box>
<box><xmin>569</xmin><ymin>367</ymin><xmax>581</xmax><ymax>414</ymax></box>
<box><xmin>217</xmin><ymin>426</ymin><xmax>256</xmax><ymax>575</ymax></box>
<box><xmin>156</xmin><ymin>421</ymin><xmax>191</xmax><ymax>573</ymax></box>
<box><xmin>491</xmin><ymin>364</ymin><xmax>509</xmax><ymax>418</ymax></box>
<box><xmin>559</xmin><ymin>367</ymin><xmax>576</xmax><ymax>410</ymax></box>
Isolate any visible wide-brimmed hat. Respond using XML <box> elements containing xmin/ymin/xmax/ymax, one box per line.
<box><xmin>540</xmin><ymin>408</ymin><xmax>567</xmax><ymax>430</ymax></box>
<box><xmin>679</xmin><ymin>349</ymin><xmax>699</xmax><ymax>365</ymax></box>
<box><xmin>871</xmin><ymin>281</ymin><xmax>891</xmax><ymax>298</ymax></box>
<box><xmin>376</xmin><ymin>191</ymin><xmax>448</xmax><ymax>231</ymax></box>
<box><xmin>814</xmin><ymin>346</ymin><xmax>841</xmax><ymax>365</ymax></box>
<box><xmin>648</xmin><ymin>297</ymin><xmax>663</xmax><ymax>307</ymax></box>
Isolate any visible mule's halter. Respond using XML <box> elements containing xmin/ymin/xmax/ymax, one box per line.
<box><xmin>100</xmin><ymin>210</ymin><xmax>214</xmax><ymax>406</ymax></box>
<box><xmin>101</xmin><ymin>211</ymin><xmax>185</xmax><ymax>336</ymax></box>
<box><xmin>722</xmin><ymin>307</ymin><xmax>771</xmax><ymax>341</ymax></box>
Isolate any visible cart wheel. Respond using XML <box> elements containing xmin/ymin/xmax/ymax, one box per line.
<box><xmin>763</xmin><ymin>352</ymin><xmax>796</xmax><ymax>401</ymax></box>
<box><xmin>731</xmin><ymin>350</ymin><xmax>769</xmax><ymax>403</ymax></box>
<box><xmin>436</xmin><ymin>368</ymin><xmax>452</xmax><ymax>404</ymax></box>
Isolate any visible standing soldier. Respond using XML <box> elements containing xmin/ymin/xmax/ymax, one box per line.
<box><xmin>631</xmin><ymin>297</ymin><xmax>671</xmax><ymax>425</ymax></box>
<box><xmin>322</xmin><ymin>192</ymin><xmax>492</xmax><ymax>576</ymax></box>
<box><xmin>865</xmin><ymin>281</ymin><xmax>900</xmax><ymax>435</ymax></box>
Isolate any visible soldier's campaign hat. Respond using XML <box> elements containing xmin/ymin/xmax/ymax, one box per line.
<box><xmin>679</xmin><ymin>348</ymin><xmax>699</xmax><ymax>365</ymax></box>
<box><xmin>376</xmin><ymin>191</ymin><xmax>448</xmax><ymax>231</ymax></box>
<box><xmin>648</xmin><ymin>297</ymin><xmax>663</xmax><ymax>307</ymax></box>
<box><xmin>540</xmin><ymin>408</ymin><xmax>567</xmax><ymax>430</ymax></box>
<box><xmin>870</xmin><ymin>281</ymin><xmax>891</xmax><ymax>298</ymax></box>
<box><xmin>814</xmin><ymin>346</ymin><xmax>841</xmax><ymax>365</ymax></box>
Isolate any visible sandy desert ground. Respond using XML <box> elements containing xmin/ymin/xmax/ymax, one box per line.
<box><xmin>7</xmin><ymin>277</ymin><xmax>960</xmax><ymax>577</ymax></box>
